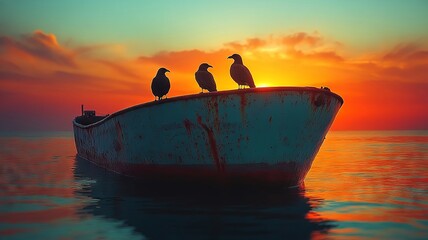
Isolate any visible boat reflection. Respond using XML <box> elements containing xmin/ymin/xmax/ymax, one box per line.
<box><xmin>74</xmin><ymin>157</ymin><xmax>335</xmax><ymax>239</ymax></box>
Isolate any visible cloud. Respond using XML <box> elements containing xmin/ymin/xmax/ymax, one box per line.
<box><xmin>224</xmin><ymin>38</ymin><xmax>268</xmax><ymax>52</ymax></box>
<box><xmin>382</xmin><ymin>43</ymin><xmax>428</xmax><ymax>64</ymax></box>
<box><xmin>0</xmin><ymin>30</ymin><xmax>76</xmax><ymax>67</ymax></box>
<box><xmin>222</xmin><ymin>33</ymin><xmax>344</xmax><ymax>63</ymax></box>
<box><xmin>281</xmin><ymin>32</ymin><xmax>321</xmax><ymax>47</ymax></box>
<box><xmin>347</xmin><ymin>43</ymin><xmax>428</xmax><ymax>83</ymax></box>
<box><xmin>0</xmin><ymin>30</ymin><xmax>147</xmax><ymax>100</ymax></box>
<box><xmin>286</xmin><ymin>49</ymin><xmax>343</xmax><ymax>62</ymax></box>
<box><xmin>0</xmin><ymin>59</ymin><xmax>20</xmax><ymax>71</ymax></box>
<box><xmin>1</xmin><ymin>29</ymin><xmax>428</xmax><ymax>131</ymax></box>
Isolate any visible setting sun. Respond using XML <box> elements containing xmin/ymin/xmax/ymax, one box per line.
<box><xmin>257</xmin><ymin>83</ymin><xmax>272</xmax><ymax>88</ymax></box>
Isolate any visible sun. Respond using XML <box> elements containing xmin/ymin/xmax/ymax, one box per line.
<box><xmin>257</xmin><ymin>83</ymin><xmax>272</xmax><ymax>88</ymax></box>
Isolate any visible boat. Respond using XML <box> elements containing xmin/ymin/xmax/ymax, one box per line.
<box><xmin>73</xmin><ymin>87</ymin><xmax>343</xmax><ymax>188</ymax></box>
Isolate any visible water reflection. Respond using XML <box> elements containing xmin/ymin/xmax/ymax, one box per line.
<box><xmin>74</xmin><ymin>157</ymin><xmax>335</xmax><ymax>239</ymax></box>
<box><xmin>2</xmin><ymin>131</ymin><xmax>426</xmax><ymax>239</ymax></box>
<box><xmin>306</xmin><ymin>131</ymin><xmax>428</xmax><ymax>238</ymax></box>
<box><xmin>0</xmin><ymin>136</ymin><xmax>142</xmax><ymax>239</ymax></box>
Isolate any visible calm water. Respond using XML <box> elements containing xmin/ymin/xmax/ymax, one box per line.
<box><xmin>0</xmin><ymin>131</ymin><xmax>427</xmax><ymax>239</ymax></box>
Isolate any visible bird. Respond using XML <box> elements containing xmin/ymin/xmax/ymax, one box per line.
<box><xmin>151</xmin><ymin>67</ymin><xmax>170</xmax><ymax>100</ymax></box>
<box><xmin>195</xmin><ymin>63</ymin><xmax>217</xmax><ymax>93</ymax></box>
<box><xmin>227</xmin><ymin>53</ymin><xmax>256</xmax><ymax>89</ymax></box>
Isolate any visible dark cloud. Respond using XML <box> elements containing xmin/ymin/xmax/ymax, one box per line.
<box><xmin>0</xmin><ymin>30</ymin><xmax>76</xmax><ymax>67</ymax></box>
<box><xmin>0</xmin><ymin>70</ymin><xmax>38</xmax><ymax>82</ymax></box>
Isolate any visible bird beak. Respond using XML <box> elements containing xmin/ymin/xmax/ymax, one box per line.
<box><xmin>166</xmin><ymin>69</ymin><xmax>170</xmax><ymax>72</ymax></box>
<box><xmin>208</xmin><ymin>65</ymin><xmax>213</xmax><ymax>68</ymax></box>
<box><xmin>227</xmin><ymin>55</ymin><xmax>233</xmax><ymax>59</ymax></box>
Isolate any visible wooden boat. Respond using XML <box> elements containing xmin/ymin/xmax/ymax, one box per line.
<box><xmin>73</xmin><ymin>87</ymin><xmax>343</xmax><ymax>188</ymax></box>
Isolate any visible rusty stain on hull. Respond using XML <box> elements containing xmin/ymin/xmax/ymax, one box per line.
<box><xmin>197</xmin><ymin>115</ymin><xmax>224</xmax><ymax>172</ymax></box>
<box><xmin>183</xmin><ymin>119</ymin><xmax>193</xmax><ymax>135</ymax></box>
<box><xmin>114</xmin><ymin>121</ymin><xmax>123</xmax><ymax>152</ymax></box>
<box><xmin>73</xmin><ymin>87</ymin><xmax>343</xmax><ymax>188</ymax></box>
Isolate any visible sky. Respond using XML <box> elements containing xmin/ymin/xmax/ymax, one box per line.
<box><xmin>1</xmin><ymin>0</ymin><xmax>428</xmax><ymax>131</ymax></box>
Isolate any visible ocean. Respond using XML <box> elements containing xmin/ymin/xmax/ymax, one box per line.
<box><xmin>0</xmin><ymin>131</ymin><xmax>427</xmax><ymax>239</ymax></box>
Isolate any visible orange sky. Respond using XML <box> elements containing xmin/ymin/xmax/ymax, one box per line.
<box><xmin>1</xmin><ymin>30</ymin><xmax>427</xmax><ymax>131</ymax></box>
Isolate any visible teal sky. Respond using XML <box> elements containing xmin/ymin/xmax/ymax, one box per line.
<box><xmin>1</xmin><ymin>0</ymin><xmax>428</xmax><ymax>56</ymax></box>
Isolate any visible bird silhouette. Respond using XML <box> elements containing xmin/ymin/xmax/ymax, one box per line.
<box><xmin>195</xmin><ymin>63</ymin><xmax>217</xmax><ymax>93</ymax></box>
<box><xmin>151</xmin><ymin>67</ymin><xmax>170</xmax><ymax>100</ymax></box>
<box><xmin>228</xmin><ymin>53</ymin><xmax>256</xmax><ymax>89</ymax></box>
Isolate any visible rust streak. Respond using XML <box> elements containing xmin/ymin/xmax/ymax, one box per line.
<box><xmin>197</xmin><ymin>116</ymin><xmax>224</xmax><ymax>172</ymax></box>
<box><xmin>115</xmin><ymin>121</ymin><xmax>123</xmax><ymax>152</ymax></box>
<box><xmin>310</xmin><ymin>92</ymin><xmax>324</xmax><ymax>111</ymax></box>
<box><xmin>183</xmin><ymin>119</ymin><xmax>192</xmax><ymax>135</ymax></box>
<box><xmin>207</xmin><ymin>97</ymin><xmax>220</xmax><ymax>131</ymax></box>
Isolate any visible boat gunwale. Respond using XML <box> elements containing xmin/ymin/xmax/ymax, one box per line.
<box><xmin>73</xmin><ymin>86</ymin><xmax>343</xmax><ymax>129</ymax></box>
